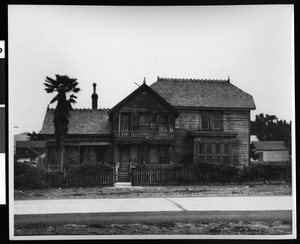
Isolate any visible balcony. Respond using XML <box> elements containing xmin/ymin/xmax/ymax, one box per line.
<box><xmin>114</xmin><ymin>130</ymin><xmax>174</xmax><ymax>138</ymax></box>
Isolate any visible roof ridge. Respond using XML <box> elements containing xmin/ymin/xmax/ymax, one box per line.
<box><xmin>157</xmin><ymin>77</ymin><xmax>229</xmax><ymax>83</ymax></box>
<box><xmin>47</xmin><ymin>108</ymin><xmax>110</xmax><ymax>111</ymax></box>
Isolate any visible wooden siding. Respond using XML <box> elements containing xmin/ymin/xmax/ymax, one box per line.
<box><xmin>174</xmin><ymin>109</ymin><xmax>251</xmax><ymax>166</ymax></box>
<box><xmin>111</xmin><ymin>91</ymin><xmax>175</xmax><ymax>132</ymax></box>
<box><xmin>262</xmin><ymin>151</ymin><xmax>290</xmax><ymax>162</ymax></box>
<box><xmin>223</xmin><ymin>111</ymin><xmax>250</xmax><ymax>166</ymax></box>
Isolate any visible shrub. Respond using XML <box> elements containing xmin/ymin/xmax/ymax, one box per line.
<box><xmin>69</xmin><ymin>162</ymin><xmax>113</xmax><ymax>176</ymax></box>
<box><xmin>14</xmin><ymin>161</ymin><xmax>47</xmax><ymax>189</ymax></box>
<box><xmin>43</xmin><ymin>171</ymin><xmax>68</xmax><ymax>187</ymax></box>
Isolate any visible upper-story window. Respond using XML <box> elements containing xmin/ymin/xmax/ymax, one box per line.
<box><xmin>158</xmin><ymin>114</ymin><xmax>168</xmax><ymax>132</ymax></box>
<box><xmin>121</xmin><ymin>113</ymin><xmax>130</xmax><ymax>130</ymax></box>
<box><xmin>139</xmin><ymin>114</ymin><xmax>151</xmax><ymax>131</ymax></box>
<box><xmin>200</xmin><ymin>111</ymin><xmax>223</xmax><ymax>130</ymax></box>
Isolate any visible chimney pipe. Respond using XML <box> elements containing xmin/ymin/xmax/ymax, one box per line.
<box><xmin>91</xmin><ymin>83</ymin><xmax>98</xmax><ymax>109</ymax></box>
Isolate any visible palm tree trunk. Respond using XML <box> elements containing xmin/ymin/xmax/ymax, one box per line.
<box><xmin>60</xmin><ymin>138</ymin><xmax>64</xmax><ymax>171</ymax></box>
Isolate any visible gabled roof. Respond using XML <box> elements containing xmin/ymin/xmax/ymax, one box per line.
<box><xmin>40</xmin><ymin>108</ymin><xmax>111</xmax><ymax>135</ymax></box>
<box><xmin>108</xmin><ymin>82</ymin><xmax>180</xmax><ymax>117</ymax></box>
<box><xmin>252</xmin><ymin>141</ymin><xmax>289</xmax><ymax>151</ymax></box>
<box><xmin>150</xmin><ymin>77</ymin><xmax>256</xmax><ymax>109</ymax></box>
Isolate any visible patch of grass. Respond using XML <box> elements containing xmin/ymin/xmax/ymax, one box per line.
<box><xmin>33</xmin><ymin>193</ymin><xmax>44</xmax><ymax>197</ymax></box>
<box><xmin>156</xmin><ymin>222</ymin><xmax>175</xmax><ymax>228</ymax></box>
<box><xmin>87</xmin><ymin>223</ymin><xmax>106</xmax><ymax>229</ymax></box>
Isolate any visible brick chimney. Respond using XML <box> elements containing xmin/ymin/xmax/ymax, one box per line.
<box><xmin>91</xmin><ymin>83</ymin><xmax>98</xmax><ymax>109</ymax></box>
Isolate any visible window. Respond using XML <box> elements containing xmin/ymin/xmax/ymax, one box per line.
<box><xmin>196</xmin><ymin>139</ymin><xmax>231</xmax><ymax>165</ymax></box>
<box><xmin>158</xmin><ymin>146</ymin><xmax>169</xmax><ymax>164</ymax></box>
<box><xmin>200</xmin><ymin>111</ymin><xmax>223</xmax><ymax>130</ymax></box>
<box><xmin>206</xmin><ymin>144</ymin><xmax>213</xmax><ymax>163</ymax></box>
<box><xmin>198</xmin><ymin>143</ymin><xmax>205</xmax><ymax>163</ymax></box>
<box><xmin>212</xmin><ymin>111</ymin><xmax>223</xmax><ymax>130</ymax></box>
<box><xmin>201</xmin><ymin>112</ymin><xmax>210</xmax><ymax>129</ymax></box>
<box><xmin>223</xmin><ymin>144</ymin><xmax>229</xmax><ymax>164</ymax></box>
<box><xmin>158</xmin><ymin>114</ymin><xmax>168</xmax><ymax>132</ymax></box>
<box><xmin>139</xmin><ymin>114</ymin><xmax>151</xmax><ymax>131</ymax></box>
<box><xmin>215</xmin><ymin>143</ymin><xmax>221</xmax><ymax>163</ymax></box>
<box><xmin>121</xmin><ymin>114</ymin><xmax>130</xmax><ymax>130</ymax></box>
<box><xmin>96</xmin><ymin>146</ymin><xmax>107</xmax><ymax>162</ymax></box>
<box><xmin>198</xmin><ymin>143</ymin><xmax>204</xmax><ymax>155</ymax></box>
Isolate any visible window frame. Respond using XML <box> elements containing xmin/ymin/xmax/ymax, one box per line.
<box><xmin>120</xmin><ymin>113</ymin><xmax>131</xmax><ymax>131</ymax></box>
<box><xmin>196</xmin><ymin>139</ymin><xmax>232</xmax><ymax>165</ymax></box>
<box><xmin>158</xmin><ymin>146</ymin><xmax>169</xmax><ymax>164</ymax></box>
<box><xmin>199</xmin><ymin>111</ymin><xmax>223</xmax><ymax>131</ymax></box>
<box><xmin>139</xmin><ymin>113</ymin><xmax>151</xmax><ymax>131</ymax></box>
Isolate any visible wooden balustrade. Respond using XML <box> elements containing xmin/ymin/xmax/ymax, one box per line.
<box><xmin>114</xmin><ymin>130</ymin><xmax>174</xmax><ymax>138</ymax></box>
<box><xmin>47</xmin><ymin>165</ymin><xmax>61</xmax><ymax>172</ymax></box>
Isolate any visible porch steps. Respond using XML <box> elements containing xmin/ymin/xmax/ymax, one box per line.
<box><xmin>117</xmin><ymin>172</ymin><xmax>130</xmax><ymax>182</ymax></box>
<box><xmin>114</xmin><ymin>182</ymin><xmax>132</xmax><ymax>187</ymax></box>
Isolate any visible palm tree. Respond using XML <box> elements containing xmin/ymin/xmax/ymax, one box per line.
<box><xmin>44</xmin><ymin>75</ymin><xmax>80</xmax><ymax>170</ymax></box>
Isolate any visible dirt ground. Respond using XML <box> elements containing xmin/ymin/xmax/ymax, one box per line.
<box><xmin>14</xmin><ymin>182</ymin><xmax>292</xmax><ymax>200</ymax></box>
<box><xmin>14</xmin><ymin>220</ymin><xmax>292</xmax><ymax>236</ymax></box>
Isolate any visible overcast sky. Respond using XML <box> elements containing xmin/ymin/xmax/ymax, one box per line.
<box><xmin>8</xmin><ymin>5</ymin><xmax>294</xmax><ymax>135</ymax></box>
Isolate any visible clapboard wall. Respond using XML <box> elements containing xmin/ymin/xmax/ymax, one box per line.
<box><xmin>174</xmin><ymin>109</ymin><xmax>250</xmax><ymax>166</ymax></box>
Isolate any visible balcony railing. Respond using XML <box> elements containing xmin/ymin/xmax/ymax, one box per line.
<box><xmin>47</xmin><ymin>165</ymin><xmax>61</xmax><ymax>172</ymax></box>
<box><xmin>114</xmin><ymin>130</ymin><xmax>174</xmax><ymax>138</ymax></box>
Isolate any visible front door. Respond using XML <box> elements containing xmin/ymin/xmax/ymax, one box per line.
<box><xmin>118</xmin><ymin>147</ymin><xmax>131</xmax><ymax>182</ymax></box>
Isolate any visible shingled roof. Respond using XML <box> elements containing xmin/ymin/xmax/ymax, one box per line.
<box><xmin>150</xmin><ymin>77</ymin><xmax>256</xmax><ymax>109</ymax></box>
<box><xmin>40</xmin><ymin>108</ymin><xmax>111</xmax><ymax>135</ymax></box>
<box><xmin>252</xmin><ymin>141</ymin><xmax>289</xmax><ymax>151</ymax></box>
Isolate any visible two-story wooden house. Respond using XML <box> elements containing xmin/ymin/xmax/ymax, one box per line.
<box><xmin>40</xmin><ymin>77</ymin><xmax>255</xmax><ymax>181</ymax></box>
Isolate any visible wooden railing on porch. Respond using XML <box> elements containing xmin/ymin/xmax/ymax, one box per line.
<box><xmin>114</xmin><ymin>130</ymin><xmax>174</xmax><ymax>138</ymax></box>
<box><xmin>47</xmin><ymin>165</ymin><xmax>61</xmax><ymax>172</ymax></box>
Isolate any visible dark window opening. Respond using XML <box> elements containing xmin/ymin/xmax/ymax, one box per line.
<box><xmin>201</xmin><ymin>112</ymin><xmax>210</xmax><ymax>129</ymax></box>
<box><xmin>198</xmin><ymin>143</ymin><xmax>204</xmax><ymax>155</ymax></box>
<box><xmin>200</xmin><ymin>111</ymin><xmax>223</xmax><ymax>130</ymax></box>
<box><xmin>158</xmin><ymin>146</ymin><xmax>169</xmax><ymax>164</ymax></box>
<box><xmin>121</xmin><ymin>114</ymin><xmax>130</xmax><ymax>130</ymax></box>
<box><xmin>158</xmin><ymin>114</ymin><xmax>168</xmax><ymax>132</ymax></box>
<box><xmin>139</xmin><ymin>114</ymin><xmax>151</xmax><ymax>131</ymax></box>
<box><xmin>96</xmin><ymin>146</ymin><xmax>107</xmax><ymax>163</ymax></box>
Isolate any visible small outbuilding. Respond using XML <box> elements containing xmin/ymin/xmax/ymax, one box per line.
<box><xmin>250</xmin><ymin>141</ymin><xmax>290</xmax><ymax>165</ymax></box>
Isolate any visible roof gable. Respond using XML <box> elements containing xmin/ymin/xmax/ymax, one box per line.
<box><xmin>40</xmin><ymin>108</ymin><xmax>111</xmax><ymax>135</ymax></box>
<box><xmin>252</xmin><ymin>141</ymin><xmax>289</xmax><ymax>151</ymax></box>
<box><xmin>150</xmin><ymin>77</ymin><xmax>256</xmax><ymax>109</ymax></box>
<box><xmin>108</xmin><ymin>82</ymin><xmax>179</xmax><ymax>117</ymax></box>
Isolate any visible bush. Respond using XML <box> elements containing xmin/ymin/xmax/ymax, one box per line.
<box><xmin>69</xmin><ymin>162</ymin><xmax>113</xmax><ymax>176</ymax></box>
<box><xmin>14</xmin><ymin>161</ymin><xmax>47</xmax><ymax>189</ymax></box>
<box><xmin>43</xmin><ymin>171</ymin><xmax>68</xmax><ymax>187</ymax></box>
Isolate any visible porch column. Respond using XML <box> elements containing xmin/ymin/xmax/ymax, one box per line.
<box><xmin>193</xmin><ymin>139</ymin><xmax>197</xmax><ymax>165</ymax></box>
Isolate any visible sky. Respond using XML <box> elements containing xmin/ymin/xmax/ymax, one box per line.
<box><xmin>8</xmin><ymin>5</ymin><xmax>294</xmax><ymax>135</ymax></box>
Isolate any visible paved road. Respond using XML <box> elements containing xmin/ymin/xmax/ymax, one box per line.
<box><xmin>14</xmin><ymin>196</ymin><xmax>294</xmax><ymax>215</ymax></box>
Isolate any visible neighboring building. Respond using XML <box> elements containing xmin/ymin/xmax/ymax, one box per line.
<box><xmin>250</xmin><ymin>141</ymin><xmax>290</xmax><ymax>165</ymax></box>
<box><xmin>40</xmin><ymin>77</ymin><xmax>256</xmax><ymax>181</ymax></box>
<box><xmin>14</xmin><ymin>140</ymin><xmax>46</xmax><ymax>165</ymax></box>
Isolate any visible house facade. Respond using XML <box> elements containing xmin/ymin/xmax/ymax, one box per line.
<box><xmin>40</xmin><ymin>77</ymin><xmax>256</xmax><ymax>181</ymax></box>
